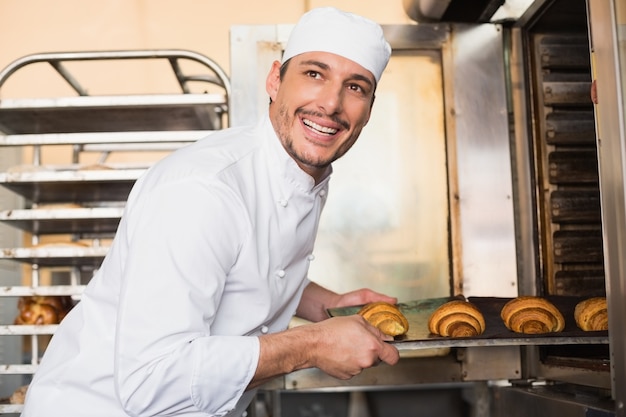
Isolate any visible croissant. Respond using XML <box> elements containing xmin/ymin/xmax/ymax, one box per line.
<box><xmin>14</xmin><ymin>296</ymin><xmax>74</xmax><ymax>325</ymax></box>
<box><xmin>428</xmin><ymin>300</ymin><xmax>485</xmax><ymax>337</ymax></box>
<box><xmin>357</xmin><ymin>302</ymin><xmax>409</xmax><ymax>336</ymax></box>
<box><xmin>575</xmin><ymin>297</ymin><xmax>608</xmax><ymax>331</ymax></box>
<box><xmin>500</xmin><ymin>296</ymin><xmax>565</xmax><ymax>334</ymax></box>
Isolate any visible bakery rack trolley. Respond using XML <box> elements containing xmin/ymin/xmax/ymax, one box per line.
<box><xmin>0</xmin><ymin>49</ymin><xmax>230</xmax><ymax>414</ymax></box>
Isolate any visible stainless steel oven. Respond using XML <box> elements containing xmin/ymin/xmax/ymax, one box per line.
<box><xmin>230</xmin><ymin>1</ymin><xmax>626</xmax><ymax>416</ymax></box>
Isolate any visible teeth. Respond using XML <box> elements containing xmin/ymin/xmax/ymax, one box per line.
<box><xmin>303</xmin><ymin>118</ymin><xmax>337</xmax><ymax>135</ymax></box>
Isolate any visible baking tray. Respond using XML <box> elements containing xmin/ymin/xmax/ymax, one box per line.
<box><xmin>328</xmin><ymin>296</ymin><xmax>609</xmax><ymax>351</ymax></box>
<box><xmin>0</xmin><ymin>165</ymin><xmax>145</xmax><ymax>203</ymax></box>
<box><xmin>0</xmin><ymin>245</ymin><xmax>109</xmax><ymax>267</ymax></box>
<box><xmin>0</xmin><ymin>207</ymin><xmax>123</xmax><ymax>234</ymax></box>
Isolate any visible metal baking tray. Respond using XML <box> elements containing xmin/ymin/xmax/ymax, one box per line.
<box><xmin>0</xmin><ymin>164</ymin><xmax>145</xmax><ymax>203</ymax></box>
<box><xmin>328</xmin><ymin>296</ymin><xmax>609</xmax><ymax>351</ymax></box>
<box><xmin>0</xmin><ymin>93</ymin><xmax>226</xmax><ymax>133</ymax></box>
<box><xmin>0</xmin><ymin>130</ymin><xmax>208</xmax><ymax>147</ymax></box>
<box><xmin>0</xmin><ymin>245</ymin><xmax>109</xmax><ymax>267</ymax></box>
<box><xmin>0</xmin><ymin>207</ymin><xmax>123</xmax><ymax>234</ymax></box>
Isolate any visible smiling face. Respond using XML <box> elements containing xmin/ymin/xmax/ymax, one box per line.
<box><xmin>266</xmin><ymin>51</ymin><xmax>376</xmax><ymax>183</ymax></box>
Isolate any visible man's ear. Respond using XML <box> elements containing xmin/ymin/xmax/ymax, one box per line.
<box><xmin>266</xmin><ymin>60</ymin><xmax>282</xmax><ymax>101</ymax></box>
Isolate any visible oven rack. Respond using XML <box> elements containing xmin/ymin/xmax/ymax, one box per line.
<box><xmin>0</xmin><ymin>49</ymin><xmax>230</xmax><ymax>412</ymax></box>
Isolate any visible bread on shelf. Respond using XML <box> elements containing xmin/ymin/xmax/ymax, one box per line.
<box><xmin>14</xmin><ymin>296</ymin><xmax>74</xmax><ymax>325</ymax></box>
<box><xmin>9</xmin><ymin>385</ymin><xmax>28</xmax><ymax>404</ymax></box>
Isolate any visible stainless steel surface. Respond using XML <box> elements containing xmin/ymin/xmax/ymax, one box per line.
<box><xmin>0</xmin><ymin>48</ymin><xmax>230</xmax><ymax>99</ymax></box>
<box><xmin>0</xmin><ymin>94</ymin><xmax>227</xmax><ymax>134</ymax></box>
<box><xmin>460</xmin><ymin>346</ymin><xmax>521</xmax><ymax>381</ymax></box>
<box><xmin>271</xmin><ymin>356</ymin><xmax>465</xmax><ymax>391</ymax></box>
<box><xmin>0</xmin><ymin>130</ymin><xmax>209</xmax><ymax>146</ymax></box>
<box><xmin>509</xmin><ymin>25</ymin><xmax>539</xmax><ymax>296</ymax></box>
<box><xmin>0</xmin><ymin>245</ymin><xmax>109</xmax><ymax>267</ymax></box>
<box><xmin>402</xmin><ymin>0</ymin><xmax>529</xmax><ymax>23</ymax></box>
<box><xmin>447</xmin><ymin>23</ymin><xmax>518</xmax><ymax>298</ymax></box>
<box><xmin>0</xmin><ymin>285</ymin><xmax>85</xmax><ymax>297</ymax></box>
<box><xmin>0</xmin><ymin>166</ymin><xmax>144</xmax><ymax>203</ymax></box>
<box><xmin>537</xmin><ymin>359</ymin><xmax>612</xmax><ymax>390</ymax></box>
<box><xmin>394</xmin><ymin>334</ymin><xmax>608</xmax><ymax>350</ymax></box>
<box><xmin>0</xmin><ymin>325</ymin><xmax>57</xmax><ymax>336</ymax></box>
<box><xmin>587</xmin><ymin>0</ymin><xmax>626</xmax><ymax>413</ymax></box>
<box><xmin>0</xmin><ymin>207</ymin><xmax>123</xmax><ymax>234</ymax></box>
<box><xmin>492</xmin><ymin>385</ymin><xmax>615</xmax><ymax>417</ymax></box>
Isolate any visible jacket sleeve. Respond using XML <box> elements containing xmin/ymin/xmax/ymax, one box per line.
<box><xmin>113</xmin><ymin>175</ymin><xmax>258</xmax><ymax>416</ymax></box>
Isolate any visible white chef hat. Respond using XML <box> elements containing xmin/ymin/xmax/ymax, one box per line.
<box><xmin>282</xmin><ymin>7</ymin><xmax>391</xmax><ymax>83</ymax></box>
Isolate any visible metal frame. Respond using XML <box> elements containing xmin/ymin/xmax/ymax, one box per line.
<box><xmin>0</xmin><ymin>49</ymin><xmax>231</xmax><ymax>414</ymax></box>
<box><xmin>587</xmin><ymin>0</ymin><xmax>626</xmax><ymax>414</ymax></box>
<box><xmin>0</xmin><ymin>49</ymin><xmax>230</xmax><ymax>164</ymax></box>
<box><xmin>0</xmin><ymin>49</ymin><xmax>230</xmax><ymax>97</ymax></box>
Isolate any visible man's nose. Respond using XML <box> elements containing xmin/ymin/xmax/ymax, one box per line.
<box><xmin>317</xmin><ymin>83</ymin><xmax>343</xmax><ymax>115</ymax></box>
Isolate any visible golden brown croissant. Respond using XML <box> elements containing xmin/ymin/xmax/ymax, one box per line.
<box><xmin>9</xmin><ymin>385</ymin><xmax>28</xmax><ymax>404</ymax></box>
<box><xmin>500</xmin><ymin>296</ymin><xmax>565</xmax><ymax>334</ymax></box>
<box><xmin>357</xmin><ymin>302</ymin><xmax>409</xmax><ymax>336</ymax></box>
<box><xmin>428</xmin><ymin>300</ymin><xmax>486</xmax><ymax>337</ymax></box>
<box><xmin>14</xmin><ymin>296</ymin><xmax>74</xmax><ymax>325</ymax></box>
<box><xmin>575</xmin><ymin>297</ymin><xmax>608</xmax><ymax>331</ymax></box>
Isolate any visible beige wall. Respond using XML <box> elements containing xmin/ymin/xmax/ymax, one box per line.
<box><xmin>0</xmin><ymin>0</ymin><xmax>413</xmax><ymax>98</ymax></box>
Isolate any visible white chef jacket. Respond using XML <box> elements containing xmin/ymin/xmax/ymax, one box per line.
<box><xmin>22</xmin><ymin>114</ymin><xmax>331</xmax><ymax>417</ymax></box>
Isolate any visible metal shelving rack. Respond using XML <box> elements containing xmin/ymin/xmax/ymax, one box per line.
<box><xmin>0</xmin><ymin>49</ymin><xmax>230</xmax><ymax>413</ymax></box>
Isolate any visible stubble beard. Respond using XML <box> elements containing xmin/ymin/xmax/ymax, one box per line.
<box><xmin>274</xmin><ymin>105</ymin><xmax>363</xmax><ymax>175</ymax></box>
<box><xmin>276</xmin><ymin>105</ymin><xmax>335</xmax><ymax>170</ymax></box>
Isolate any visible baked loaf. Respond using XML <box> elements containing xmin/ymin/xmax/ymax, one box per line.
<box><xmin>574</xmin><ymin>297</ymin><xmax>608</xmax><ymax>331</ymax></box>
<box><xmin>9</xmin><ymin>385</ymin><xmax>28</xmax><ymax>404</ymax></box>
<box><xmin>428</xmin><ymin>300</ymin><xmax>486</xmax><ymax>337</ymax></box>
<box><xmin>14</xmin><ymin>296</ymin><xmax>74</xmax><ymax>325</ymax></box>
<box><xmin>357</xmin><ymin>302</ymin><xmax>409</xmax><ymax>336</ymax></box>
<box><xmin>500</xmin><ymin>296</ymin><xmax>565</xmax><ymax>334</ymax></box>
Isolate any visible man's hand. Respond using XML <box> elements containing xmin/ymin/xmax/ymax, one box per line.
<box><xmin>250</xmin><ymin>314</ymin><xmax>400</xmax><ymax>388</ymax></box>
<box><xmin>308</xmin><ymin>315</ymin><xmax>400</xmax><ymax>379</ymax></box>
<box><xmin>296</xmin><ymin>282</ymin><xmax>398</xmax><ymax>322</ymax></box>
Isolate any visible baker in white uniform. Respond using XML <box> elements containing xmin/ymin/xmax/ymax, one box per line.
<box><xmin>22</xmin><ymin>7</ymin><xmax>399</xmax><ymax>416</ymax></box>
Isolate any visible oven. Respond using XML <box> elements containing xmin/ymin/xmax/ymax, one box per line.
<box><xmin>229</xmin><ymin>1</ymin><xmax>625</xmax><ymax>416</ymax></box>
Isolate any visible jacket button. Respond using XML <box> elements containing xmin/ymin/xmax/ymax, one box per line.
<box><xmin>276</xmin><ymin>269</ymin><xmax>286</xmax><ymax>278</ymax></box>
<box><xmin>261</xmin><ymin>325</ymin><xmax>269</xmax><ymax>334</ymax></box>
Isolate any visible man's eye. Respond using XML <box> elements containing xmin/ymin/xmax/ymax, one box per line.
<box><xmin>349</xmin><ymin>84</ymin><xmax>364</xmax><ymax>93</ymax></box>
<box><xmin>306</xmin><ymin>70</ymin><xmax>321</xmax><ymax>79</ymax></box>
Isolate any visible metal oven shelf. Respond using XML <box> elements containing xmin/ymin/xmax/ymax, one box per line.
<box><xmin>0</xmin><ymin>246</ymin><xmax>109</xmax><ymax>267</ymax></box>
<box><xmin>0</xmin><ymin>165</ymin><xmax>145</xmax><ymax>203</ymax></box>
<box><xmin>0</xmin><ymin>207</ymin><xmax>124</xmax><ymax>235</ymax></box>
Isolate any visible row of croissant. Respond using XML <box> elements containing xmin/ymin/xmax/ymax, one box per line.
<box><xmin>13</xmin><ymin>295</ymin><xmax>609</xmax><ymax>339</ymax></box>
<box><xmin>358</xmin><ymin>296</ymin><xmax>609</xmax><ymax>338</ymax></box>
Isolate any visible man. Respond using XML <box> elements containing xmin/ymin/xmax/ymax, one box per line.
<box><xmin>22</xmin><ymin>7</ymin><xmax>398</xmax><ymax>416</ymax></box>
